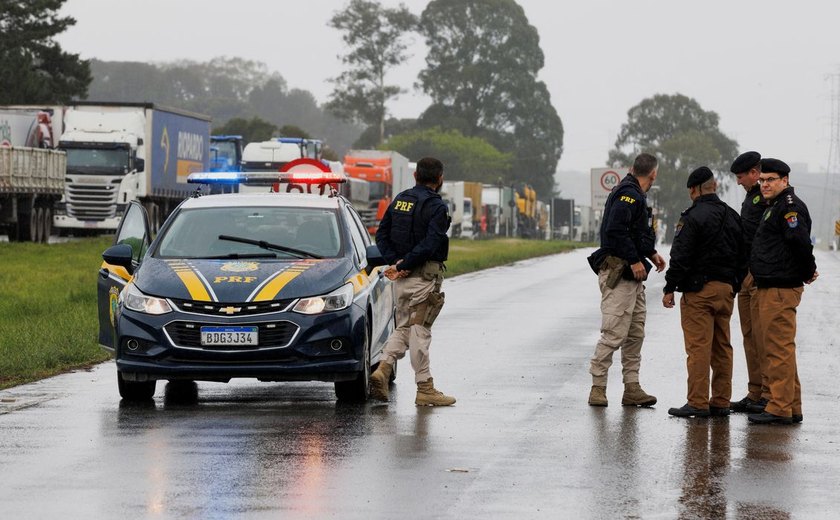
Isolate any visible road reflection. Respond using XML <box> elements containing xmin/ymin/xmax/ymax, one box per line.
<box><xmin>677</xmin><ymin>418</ymin><xmax>730</xmax><ymax>519</ymax></box>
<box><xmin>107</xmin><ymin>383</ymin><xmax>373</xmax><ymax>517</ymax></box>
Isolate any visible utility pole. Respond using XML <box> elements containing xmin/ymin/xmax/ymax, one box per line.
<box><xmin>825</xmin><ymin>72</ymin><xmax>840</xmax><ymax>250</ymax></box>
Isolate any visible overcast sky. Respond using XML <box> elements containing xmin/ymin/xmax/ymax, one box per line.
<box><xmin>57</xmin><ymin>0</ymin><xmax>840</xmax><ymax>175</ymax></box>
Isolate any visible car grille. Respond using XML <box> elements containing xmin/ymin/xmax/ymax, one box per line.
<box><xmin>170</xmin><ymin>299</ymin><xmax>296</xmax><ymax>316</ymax></box>
<box><xmin>164</xmin><ymin>320</ymin><xmax>299</xmax><ymax>350</ymax></box>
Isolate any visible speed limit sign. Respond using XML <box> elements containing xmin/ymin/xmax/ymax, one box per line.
<box><xmin>591</xmin><ymin>167</ymin><xmax>624</xmax><ymax>209</ymax></box>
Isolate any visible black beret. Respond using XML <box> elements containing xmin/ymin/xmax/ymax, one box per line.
<box><xmin>730</xmin><ymin>151</ymin><xmax>761</xmax><ymax>174</ymax></box>
<box><xmin>687</xmin><ymin>166</ymin><xmax>714</xmax><ymax>188</ymax></box>
<box><xmin>761</xmin><ymin>158</ymin><xmax>791</xmax><ymax>177</ymax></box>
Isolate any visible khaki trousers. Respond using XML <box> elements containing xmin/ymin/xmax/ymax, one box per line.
<box><xmin>680</xmin><ymin>281</ymin><xmax>735</xmax><ymax>409</ymax></box>
<box><xmin>737</xmin><ymin>271</ymin><xmax>769</xmax><ymax>401</ymax></box>
<box><xmin>590</xmin><ymin>271</ymin><xmax>646</xmax><ymax>386</ymax></box>
<box><xmin>756</xmin><ymin>287</ymin><xmax>803</xmax><ymax>418</ymax></box>
<box><xmin>380</xmin><ymin>266</ymin><xmax>442</xmax><ymax>383</ymax></box>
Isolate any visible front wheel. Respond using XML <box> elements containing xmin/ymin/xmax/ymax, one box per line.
<box><xmin>117</xmin><ymin>372</ymin><xmax>156</xmax><ymax>401</ymax></box>
<box><xmin>335</xmin><ymin>324</ymin><xmax>371</xmax><ymax>402</ymax></box>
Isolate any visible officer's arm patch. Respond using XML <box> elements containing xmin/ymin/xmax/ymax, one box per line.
<box><xmin>674</xmin><ymin>219</ymin><xmax>684</xmax><ymax>237</ymax></box>
<box><xmin>752</xmin><ymin>195</ymin><xmax>761</xmax><ymax>204</ymax></box>
<box><xmin>619</xmin><ymin>195</ymin><xmax>636</xmax><ymax>204</ymax></box>
<box><xmin>784</xmin><ymin>211</ymin><xmax>798</xmax><ymax>228</ymax></box>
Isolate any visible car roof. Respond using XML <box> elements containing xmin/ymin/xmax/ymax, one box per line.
<box><xmin>179</xmin><ymin>192</ymin><xmax>343</xmax><ymax>210</ymax></box>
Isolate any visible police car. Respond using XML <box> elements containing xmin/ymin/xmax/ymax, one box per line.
<box><xmin>97</xmin><ymin>168</ymin><xmax>395</xmax><ymax>402</ymax></box>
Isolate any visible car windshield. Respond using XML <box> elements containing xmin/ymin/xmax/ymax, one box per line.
<box><xmin>156</xmin><ymin>206</ymin><xmax>342</xmax><ymax>259</ymax></box>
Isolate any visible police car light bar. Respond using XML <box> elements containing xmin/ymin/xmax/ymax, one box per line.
<box><xmin>187</xmin><ymin>171</ymin><xmax>347</xmax><ymax>186</ymax></box>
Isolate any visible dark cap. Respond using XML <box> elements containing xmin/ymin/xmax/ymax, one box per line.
<box><xmin>761</xmin><ymin>158</ymin><xmax>791</xmax><ymax>177</ymax></box>
<box><xmin>730</xmin><ymin>151</ymin><xmax>761</xmax><ymax>174</ymax></box>
<box><xmin>687</xmin><ymin>166</ymin><xmax>714</xmax><ymax>188</ymax></box>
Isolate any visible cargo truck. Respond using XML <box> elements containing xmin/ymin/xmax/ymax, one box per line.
<box><xmin>209</xmin><ymin>135</ymin><xmax>244</xmax><ymax>172</ymax></box>
<box><xmin>0</xmin><ymin>107</ymin><xmax>65</xmax><ymax>242</ymax></box>
<box><xmin>343</xmin><ymin>150</ymin><xmax>411</xmax><ymax>232</ymax></box>
<box><xmin>55</xmin><ymin>102</ymin><xmax>211</xmax><ymax>234</ymax></box>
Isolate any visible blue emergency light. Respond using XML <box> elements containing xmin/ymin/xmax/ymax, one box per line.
<box><xmin>187</xmin><ymin>171</ymin><xmax>347</xmax><ymax>186</ymax></box>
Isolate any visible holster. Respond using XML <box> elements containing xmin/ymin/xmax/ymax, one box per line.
<box><xmin>409</xmin><ymin>291</ymin><xmax>445</xmax><ymax>328</ymax></box>
<box><xmin>602</xmin><ymin>255</ymin><xmax>627</xmax><ymax>289</ymax></box>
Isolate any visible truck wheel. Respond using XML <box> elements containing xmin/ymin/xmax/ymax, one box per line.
<box><xmin>40</xmin><ymin>206</ymin><xmax>53</xmax><ymax>243</ymax></box>
<box><xmin>32</xmin><ymin>207</ymin><xmax>44</xmax><ymax>244</ymax></box>
<box><xmin>335</xmin><ymin>321</ymin><xmax>371</xmax><ymax>402</ymax></box>
<box><xmin>117</xmin><ymin>372</ymin><xmax>156</xmax><ymax>401</ymax></box>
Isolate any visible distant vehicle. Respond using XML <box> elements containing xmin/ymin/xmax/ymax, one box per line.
<box><xmin>56</xmin><ymin>102</ymin><xmax>211</xmax><ymax>233</ymax></box>
<box><xmin>97</xmin><ymin>170</ymin><xmax>395</xmax><ymax>402</ymax></box>
<box><xmin>343</xmin><ymin>150</ymin><xmax>411</xmax><ymax>232</ymax></box>
<box><xmin>551</xmin><ymin>198</ymin><xmax>575</xmax><ymax>240</ymax></box>
<box><xmin>240</xmin><ymin>138</ymin><xmax>325</xmax><ymax>193</ymax></box>
<box><xmin>0</xmin><ymin>107</ymin><xmax>65</xmax><ymax>242</ymax></box>
<box><xmin>209</xmin><ymin>135</ymin><xmax>244</xmax><ymax>173</ymax></box>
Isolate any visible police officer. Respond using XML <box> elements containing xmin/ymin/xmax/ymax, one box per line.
<box><xmin>586</xmin><ymin>153</ymin><xmax>666</xmax><ymax>407</ymax></box>
<box><xmin>728</xmin><ymin>151</ymin><xmax>771</xmax><ymax>414</ymax></box>
<box><xmin>662</xmin><ymin>167</ymin><xmax>745</xmax><ymax>418</ymax></box>
<box><xmin>748</xmin><ymin>159</ymin><xmax>818</xmax><ymax>424</ymax></box>
<box><xmin>369</xmin><ymin>157</ymin><xmax>455</xmax><ymax>406</ymax></box>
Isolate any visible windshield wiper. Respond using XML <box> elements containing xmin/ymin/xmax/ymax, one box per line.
<box><xmin>218</xmin><ymin>234</ymin><xmax>323</xmax><ymax>259</ymax></box>
<box><xmin>201</xmin><ymin>253</ymin><xmax>278</xmax><ymax>260</ymax></box>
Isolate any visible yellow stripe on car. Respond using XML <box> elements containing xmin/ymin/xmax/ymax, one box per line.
<box><xmin>166</xmin><ymin>260</ymin><xmax>213</xmax><ymax>302</ymax></box>
<box><xmin>252</xmin><ymin>264</ymin><xmax>312</xmax><ymax>301</ymax></box>
<box><xmin>102</xmin><ymin>261</ymin><xmax>131</xmax><ymax>282</ymax></box>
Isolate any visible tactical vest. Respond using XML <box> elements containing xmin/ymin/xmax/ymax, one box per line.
<box><xmin>388</xmin><ymin>186</ymin><xmax>442</xmax><ymax>257</ymax></box>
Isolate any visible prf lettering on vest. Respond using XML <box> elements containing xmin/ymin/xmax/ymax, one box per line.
<box><xmin>619</xmin><ymin>195</ymin><xmax>636</xmax><ymax>204</ymax></box>
<box><xmin>395</xmin><ymin>200</ymin><xmax>415</xmax><ymax>212</ymax></box>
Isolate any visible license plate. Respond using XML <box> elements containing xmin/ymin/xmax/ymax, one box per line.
<box><xmin>200</xmin><ymin>326</ymin><xmax>258</xmax><ymax>346</ymax></box>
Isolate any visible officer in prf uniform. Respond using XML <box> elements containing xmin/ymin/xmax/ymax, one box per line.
<box><xmin>662</xmin><ymin>167</ymin><xmax>745</xmax><ymax>418</ymax></box>
<box><xmin>586</xmin><ymin>153</ymin><xmax>666</xmax><ymax>407</ymax></box>
<box><xmin>370</xmin><ymin>157</ymin><xmax>456</xmax><ymax>407</ymax></box>
<box><xmin>728</xmin><ymin>151</ymin><xmax>771</xmax><ymax>414</ymax></box>
<box><xmin>748</xmin><ymin>158</ymin><xmax>818</xmax><ymax>425</ymax></box>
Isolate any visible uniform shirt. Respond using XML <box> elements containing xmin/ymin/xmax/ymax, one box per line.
<box><xmin>740</xmin><ymin>183</ymin><xmax>765</xmax><ymax>259</ymax></box>
<box><xmin>598</xmin><ymin>174</ymin><xmax>657</xmax><ymax>265</ymax></box>
<box><xmin>375</xmin><ymin>184</ymin><xmax>450</xmax><ymax>272</ymax></box>
<box><xmin>664</xmin><ymin>194</ymin><xmax>745</xmax><ymax>294</ymax></box>
<box><xmin>750</xmin><ymin>186</ymin><xmax>817</xmax><ymax>288</ymax></box>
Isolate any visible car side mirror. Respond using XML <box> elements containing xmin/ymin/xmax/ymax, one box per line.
<box><xmin>103</xmin><ymin>244</ymin><xmax>136</xmax><ymax>275</ymax></box>
<box><xmin>365</xmin><ymin>244</ymin><xmax>386</xmax><ymax>275</ymax></box>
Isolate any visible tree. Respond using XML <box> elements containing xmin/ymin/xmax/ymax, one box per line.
<box><xmin>383</xmin><ymin>127</ymin><xmax>513</xmax><ymax>184</ymax></box>
<box><xmin>326</xmin><ymin>0</ymin><xmax>418</xmax><ymax>146</ymax></box>
<box><xmin>417</xmin><ymin>0</ymin><xmax>563</xmax><ymax>197</ymax></box>
<box><xmin>0</xmin><ymin>0</ymin><xmax>91</xmax><ymax>103</ymax></box>
<box><xmin>212</xmin><ymin>117</ymin><xmax>277</xmax><ymax>143</ymax></box>
<box><xmin>609</xmin><ymin>93</ymin><xmax>739</xmax><ymax>241</ymax></box>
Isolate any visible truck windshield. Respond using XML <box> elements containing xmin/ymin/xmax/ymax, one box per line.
<box><xmin>368</xmin><ymin>181</ymin><xmax>387</xmax><ymax>200</ymax></box>
<box><xmin>210</xmin><ymin>141</ymin><xmax>238</xmax><ymax>171</ymax></box>
<box><xmin>65</xmin><ymin>148</ymin><xmax>130</xmax><ymax>174</ymax></box>
<box><xmin>156</xmin><ymin>206</ymin><xmax>343</xmax><ymax>259</ymax></box>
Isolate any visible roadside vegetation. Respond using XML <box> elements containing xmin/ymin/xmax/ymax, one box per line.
<box><xmin>0</xmin><ymin>237</ymin><xmax>589</xmax><ymax>390</ymax></box>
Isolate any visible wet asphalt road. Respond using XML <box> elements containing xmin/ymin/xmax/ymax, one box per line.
<box><xmin>1</xmin><ymin>248</ymin><xmax>839</xmax><ymax>519</ymax></box>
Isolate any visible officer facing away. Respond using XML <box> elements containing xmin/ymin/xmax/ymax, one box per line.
<box><xmin>586</xmin><ymin>153</ymin><xmax>666</xmax><ymax>407</ymax></box>
<box><xmin>662</xmin><ymin>167</ymin><xmax>746</xmax><ymax>418</ymax></box>
<box><xmin>728</xmin><ymin>151</ymin><xmax>771</xmax><ymax>414</ymax></box>
<box><xmin>747</xmin><ymin>158</ymin><xmax>818</xmax><ymax>425</ymax></box>
<box><xmin>370</xmin><ymin>157</ymin><xmax>455</xmax><ymax>406</ymax></box>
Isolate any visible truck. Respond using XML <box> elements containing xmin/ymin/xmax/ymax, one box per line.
<box><xmin>0</xmin><ymin>107</ymin><xmax>65</xmax><ymax>242</ymax></box>
<box><xmin>209</xmin><ymin>135</ymin><xmax>244</xmax><ymax>172</ymax></box>
<box><xmin>482</xmin><ymin>183</ymin><xmax>515</xmax><ymax>236</ymax></box>
<box><xmin>240</xmin><ymin>137</ymin><xmax>327</xmax><ymax>194</ymax></box>
<box><xmin>343</xmin><ymin>150</ymin><xmax>411</xmax><ymax>232</ymax></box>
<box><xmin>551</xmin><ymin>197</ymin><xmax>575</xmax><ymax>240</ymax></box>
<box><xmin>462</xmin><ymin>181</ymin><xmax>483</xmax><ymax>238</ymax></box>
<box><xmin>55</xmin><ymin>102</ymin><xmax>211</xmax><ymax>234</ymax></box>
<box><xmin>514</xmin><ymin>183</ymin><xmax>538</xmax><ymax>238</ymax></box>
<box><xmin>440</xmin><ymin>181</ymin><xmax>465</xmax><ymax>238</ymax></box>
<box><xmin>574</xmin><ymin>205</ymin><xmax>598</xmax><ymax>242</ymax></box>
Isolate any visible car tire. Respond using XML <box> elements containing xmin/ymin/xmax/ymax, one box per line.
<box><xmin>117</xmin><ymin>371</ymin><xmax>156</xmax><ymax>401</ymax></box>
<box><xmin>334</xmin><ymin>320</ymin><xmax>371</xmax><ymax>402</ymax></box>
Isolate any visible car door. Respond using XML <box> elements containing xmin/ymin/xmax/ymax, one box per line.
<box><xmin>344</xmin><ymin>204</ymin><xmax>393</xmax><ymax>346</ymax></box>
<box><xmin>97</xmin><ymin>201</ymin><xmax>151</xmax><ymax>350</ymax></box>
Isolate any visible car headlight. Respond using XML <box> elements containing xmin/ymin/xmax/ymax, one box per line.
<box><xmin>120</xmin><ymin>282</ymin><xmax>173</xmax><ymax>315</ymax></box>
<box><xmin>293</xmin><ymin>283</ymin><xmax>354</xmax><ymax>315</ymax></box>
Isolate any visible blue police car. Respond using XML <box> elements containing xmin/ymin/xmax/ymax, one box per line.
<box><xmin>97</xmin><ymin>170</ymin><xmax>395</xmax><ymax>402</ymax></box>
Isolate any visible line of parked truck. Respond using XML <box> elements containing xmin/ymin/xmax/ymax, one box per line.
<box><xmin>1</xmin><ymin>102</ymin><xmax>598</xmax><ymax>243</ymax></box>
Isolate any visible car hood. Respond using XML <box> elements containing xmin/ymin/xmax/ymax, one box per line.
<box><xmin>132</xmin><ymin>257</ymin><xmax>356</xmax><ymax>303</ymax></box>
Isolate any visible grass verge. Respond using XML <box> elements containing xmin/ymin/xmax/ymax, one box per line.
<box><xmin>0</xmin><ymin>236</ymin><xmax>589</xmax><ymax>389</ymax></box>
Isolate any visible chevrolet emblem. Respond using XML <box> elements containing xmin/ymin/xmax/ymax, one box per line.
<box><xmin>219</xmin><ymin>306</ymin><xmax>241</xmax><ymax>315</ymax></box>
